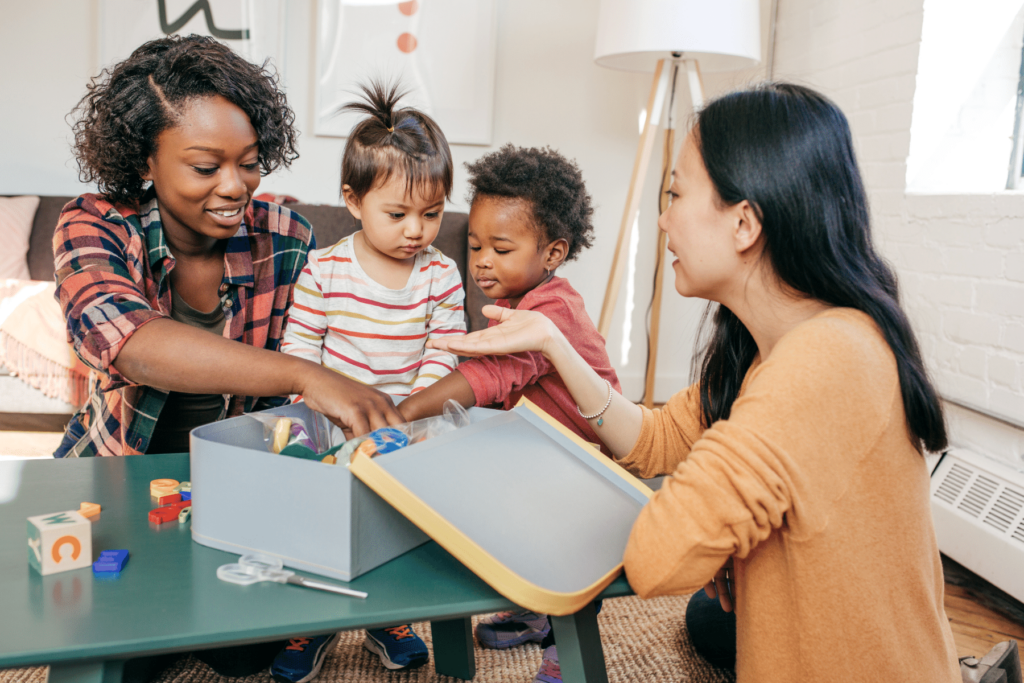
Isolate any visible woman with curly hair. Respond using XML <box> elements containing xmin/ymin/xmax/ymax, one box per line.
<box><xmin>54</xmin><ymin>33</ymin><xmax>401</xmax><ymax>461</ymax></box>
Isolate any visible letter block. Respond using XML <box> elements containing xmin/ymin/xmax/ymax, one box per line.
<box><xmin>27</xmin><ymin>510</ymin><xmax>93</xmax><ymax>575</ymax></box>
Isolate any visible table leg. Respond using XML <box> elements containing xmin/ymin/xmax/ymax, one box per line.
<box><xmin>549</xmin><ymin>603</ymin><xmax>608</xmax><ymax>683</ymax></box>
<box><xmin>47</xmin><ymin>660</ymin><xmax>123</xmax><ymax>683</ymax></box>
<box><xmin>430</xmin><ymin>617</ymin><xmax>476</xmax><ymax>680</ymax></box>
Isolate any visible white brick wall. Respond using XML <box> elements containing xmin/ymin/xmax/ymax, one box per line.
<box><xmin>774</xmin><ymin>0</ymin><xmax>1024</xmax><ymax>467</ymax></box>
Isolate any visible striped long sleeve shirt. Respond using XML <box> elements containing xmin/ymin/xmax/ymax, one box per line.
<box><xmin>282</xmin><ymin>234</ymin><xmax>465</xmax><ymax>397</ymax></box>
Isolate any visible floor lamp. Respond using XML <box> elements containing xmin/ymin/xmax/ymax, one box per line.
<box><xmin>594</xmin><ymin>0</ymin><xmax>761</xmax><ymax>407</ymax></box>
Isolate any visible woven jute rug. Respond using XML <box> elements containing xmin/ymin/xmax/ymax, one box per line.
<box><xmin>0</xmin><ymin>595</ymin><xmax>734</xmax><ymax>683</ymax></box>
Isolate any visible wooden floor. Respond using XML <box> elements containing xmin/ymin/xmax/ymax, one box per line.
<box><xmin>947</xmin><ymin>583</ymin><xmax>1024</xmax><ymax>661</ymax></box>
<box><xmin>2</xmin><ymin>430</ymin><xmax>1023</xmax><ymax>667</ymax></box>
<box><xmin>943</xmin><ymin>556</ymin><xmax>1024</xmax><ymax>664</ymax></box>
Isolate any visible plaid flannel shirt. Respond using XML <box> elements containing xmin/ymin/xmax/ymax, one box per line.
<box><xmin>53</xmin><ymin>192</ymin><xmax>314</xmax><ymax>457</ymax></box>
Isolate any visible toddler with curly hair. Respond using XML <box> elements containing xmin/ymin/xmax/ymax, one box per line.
<box><xmin>400</xmin><ymin>144</ymin><xmax>620</xmax><ymax>443</ymax></box>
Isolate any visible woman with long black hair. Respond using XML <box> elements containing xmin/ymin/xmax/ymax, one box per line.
<box><xmin>429</xmin><ymin>83</ymin><xmax>961</xmax><ymax>682</ymax></box>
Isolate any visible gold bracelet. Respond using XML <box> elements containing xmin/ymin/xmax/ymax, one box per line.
<box><xmin>577</xmin><ymin>379</ymin><xmax>613</xmax><ymax>427</ymax></box>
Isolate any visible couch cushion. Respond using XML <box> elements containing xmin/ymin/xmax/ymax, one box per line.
<box><xmin>285</xmin><ymin>203</ymin><xmax>493</xmax><ymax>333</ymax></box>
<box><xmin>27</xmin><ymin>197</ymin><xmax>493</xmax><ymax>332</ymax></box>
<box><xmin>0</xmin><ymin>280</ymin><xmax>89</xmax><ymax>408</ymax></box>
<box><xmin>28</xmin><ymin>196</ymin><xmax>74</xmax><ymax>282</ymax></box>
<box><xmin>0</xmin><ymin>196</ymin><xmax>40</xmax><ymax>280</ymax></box>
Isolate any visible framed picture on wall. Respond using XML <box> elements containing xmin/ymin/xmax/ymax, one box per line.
<box><xmin>97</xmin><ymin>0</ymin><xmax>286</xmax><ymax>76</ymax></box>
<box><xmin>315</xmin><ymin>0</ymin><xmax>497</xmax><ymax>145</ymax></box>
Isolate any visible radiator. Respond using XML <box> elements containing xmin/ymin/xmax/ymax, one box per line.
<box><xmin>930</xmin><ymin>448</ymin><xmax>1024</xmax><ymax>603</ymax></box>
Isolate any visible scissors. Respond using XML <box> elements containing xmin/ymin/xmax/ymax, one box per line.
<box><xmin>217</xmin><ymin>553</ymin><xmax>368</xmax><ymax>599</ymax></box>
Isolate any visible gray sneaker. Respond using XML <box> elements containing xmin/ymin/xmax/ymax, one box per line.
<box><xmin>475</xmin><ymin>610</ymin><xmax>551</xmax><ymax>649</ymax></box>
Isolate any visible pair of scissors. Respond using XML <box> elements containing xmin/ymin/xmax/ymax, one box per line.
<box><xmin>217</xmin><ymin>553</ymin><xmax>368</xmax><ymax>599</ymax></box>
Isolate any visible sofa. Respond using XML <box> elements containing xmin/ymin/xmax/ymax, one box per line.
<box><xmin>0</xmin><ymin>196</ymin><xmax>490</xmax><ymax>432</ymax></box>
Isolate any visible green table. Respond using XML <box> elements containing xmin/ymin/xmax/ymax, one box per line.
<box><xmin>0</xmin><ymin>455</ymin><xmax>632</xmax><ymax>682</ymax></box>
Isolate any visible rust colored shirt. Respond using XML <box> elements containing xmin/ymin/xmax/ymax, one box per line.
<box><xmin>456</xmin><ymin>276</ymin><xmax>621</xmax><ymax>454</ymax></box>
<box><xmin>618</xmin><ymin>308</ymin><xmax>960</xmax><ymax>683</ymax></box>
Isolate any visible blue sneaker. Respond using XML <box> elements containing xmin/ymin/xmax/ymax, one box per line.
<box><xmin>363</xmin><ymin>624</ymin><xmax>429</xmax><ymax>670</ymax></box>
<box><xmin>475</xmin><ymin>610</ymin><xmax>551</xmax><ymax>649</ymax></box>
<box><xmin>270</xmin><ymin>633</ymin><xmax>339</xmax><ymax>683</ymax></box>
<box><xmin>534</xmin><ymin>645</ymin><xmax>561</xmax><ymax>683</ymax></box>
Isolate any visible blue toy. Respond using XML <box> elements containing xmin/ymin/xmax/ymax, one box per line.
<box><xmin>92</xmin><ymin>549</ymin><xmax>129</xmax><ymax>574</ymax></box>
<box><xmin>180</xmin><ymin>491</ymin><xmax>192</xmax><ymax>501</ymax></box>
<box><xmin>369</xmin><ymin>427</ymin><xmax>409</xmax><ymax>454</ymax></box>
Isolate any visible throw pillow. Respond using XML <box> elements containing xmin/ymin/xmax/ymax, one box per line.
<box><xmin>0</xmin><ymin>196</ymin><xmax>40</xmax><ymax>280</ymax></box>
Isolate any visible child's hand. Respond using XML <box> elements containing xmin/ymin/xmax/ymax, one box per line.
<box><xmin>426</xmin><ymin>305</ymin><xmax>562</xmax><ymax>358</ymax></box>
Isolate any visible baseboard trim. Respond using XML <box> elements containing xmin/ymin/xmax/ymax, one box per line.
<box><xmin>0</xmin><ymin>413</ymin><xmax>71</xmax><ymax>432</ymax></box>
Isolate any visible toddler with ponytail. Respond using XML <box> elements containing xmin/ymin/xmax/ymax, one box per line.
<box><xmin>277</xmin><ymin>81</ymin><xmax>463</xmax><ymax>676</ymax></box>
<box><xmin>282</xmin><ymin>81</ymin><xmax>465</xmax><ymax>399</ymax></box>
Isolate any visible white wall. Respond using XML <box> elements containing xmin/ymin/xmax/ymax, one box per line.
<box><xmin>0</xmin><ymin>0</ymin><xmax>774</xmax><ymax>404</ymax></box>
<box><xmin>0</xmin><ymin>2</ymin><xmax>97</xmax><ymax>197</ymax></box>
<box><xmin>773</xmin><ymin>0</ymin><xmax>1024</xmax><ymax>468</ymax></box>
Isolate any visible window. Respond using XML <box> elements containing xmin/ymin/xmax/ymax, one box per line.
<box><xmin>907</xmin><ymin>0</ymin><xmax>1024</xmax><ymax>193</ymax></box>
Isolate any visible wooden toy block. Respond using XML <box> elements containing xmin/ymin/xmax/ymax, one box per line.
<box><xmin>156</xmin><ymin>492</ymin><xmax>181</xmax><ymax>506</ymax></box>
<box><xmin>151</xmin><ymin>485</ymin><xmax>179</xmax><ymax>497</ymax></box>
<box><xmin>27</xmin><ymin>511</ymin><xmax>93</xmax><ymax>575</ymax></box>
<box><xmin>178</xmin><ymin>481</ymin><xmax>191</xmax><ymax>492</ymax></box>
<box><xmin>92</xmin><ymin>549</ymin><xmax>129</xmax><ymax>573</ymax></box>
<box><xmin>150</xmin><ymin>479</ymin><xmax>180</xmax><ymax>497</ymax></box>
<box><xmin>178</xmin><ymin>507</ymin><xmax>192</xmax><ymax>524</ymax></box>
<box><xmin>180</xmin><ymin>491</ymin><xmax>192</xmax><ymax>501</ymax></box>
<box><xmin>148</xmin><ymin>507</ymin><xmax>178</xmax><ymax>525</ymax></box>
<box><xmin>355</xmin><ymin>440</ymin><xmax>378</xmax><ymax>458</ymax></box>
<box><xmin>149</xmin><ymin>500</ymin><xmax>191</xmax><ymax>525</ymax></box>
<box><xmin>78</xmin><ymin>502</ymin><xmax>101</xmax><ymax>520</ymax></box>
<box><xmin>271</xmin><ymin>417</ymin><xmax>292</xmax><ymax>453</ymax></box>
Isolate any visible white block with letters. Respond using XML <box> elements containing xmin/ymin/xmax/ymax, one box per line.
<box><xmin>27</xmin><ymin>510</ymin><xmax>93</xmax><ymax>575</ymax></box>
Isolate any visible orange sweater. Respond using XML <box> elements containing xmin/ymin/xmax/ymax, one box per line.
<box><xmin>618</xmin><ymin>308</ymin><xmax>959</xmax><ymax>682</ymax></box>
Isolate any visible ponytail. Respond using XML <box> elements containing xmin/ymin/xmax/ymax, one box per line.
<box><xmin>339</xmin><ymin>79</ymin><xmax>453</xmax><ymax>202</ymax></box>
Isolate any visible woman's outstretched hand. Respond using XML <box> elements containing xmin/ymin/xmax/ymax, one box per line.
<box><xmin>432</xmin><ymin>303</ymin><xmax>644</xmax><ymax>459</ymax></box>
<box><xmin>426</xmin><ymin>305</ymin><xmax>562</xmax><ymax>358</ymax></box>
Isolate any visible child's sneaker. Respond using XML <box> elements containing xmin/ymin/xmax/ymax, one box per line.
<box><xmin>475</xmin><ymin>610</ymin><xmax>551</xmax><ymax>649</ymax></box>
<box><xmin>363</xmin><ymin>624</ymin><xmax>429</xmax><ymax>670</ymax></box>
<box><xmin>270</xmin><ymin>632</ymin><xmax>339</xmax><ymax>683</ymax></box>
<box><xmin>534</xmin><ymin>645</ymin><xmax>561</xmax><ymax>683</ymax></box>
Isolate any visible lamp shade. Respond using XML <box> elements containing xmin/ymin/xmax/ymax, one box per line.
<box><xmin>594</xmin><ymin>0</ymin><xmax>761</xmax><ymax>73</ymax></box>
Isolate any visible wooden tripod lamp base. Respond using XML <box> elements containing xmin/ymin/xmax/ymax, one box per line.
<box><xmin>598</xmin><ymin>57</ymin><xmax>704</xmax><ymax>408</ymax></box>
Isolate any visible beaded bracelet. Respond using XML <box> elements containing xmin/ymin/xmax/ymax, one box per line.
<box><xmin>577</xmin><ymin>379</ymin><xmax>613</xmax><ymax>427</ymax></box>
